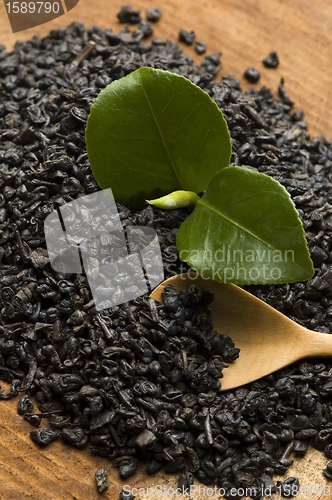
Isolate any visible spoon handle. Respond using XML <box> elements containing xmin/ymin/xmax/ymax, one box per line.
<box><xmin>302</xmin><ymin>329</ymin><xmax>332</xmax><ymax>358</ymax></box>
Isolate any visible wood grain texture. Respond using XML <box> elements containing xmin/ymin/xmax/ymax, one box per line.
<box><xmin>1</xmin><ymin>0</ymin><xmax>332</xmax><ymax>498</ymax></box>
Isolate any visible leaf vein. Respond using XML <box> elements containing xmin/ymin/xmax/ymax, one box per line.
<box><xmin>198</xmin><ymin>200</ymin><xmax>286</xmax><ymax>253</ymax></box>
<box><xmin>138</xmin><ymin>75</ymin><xmax>181</xmax><ymax>185</ymax></box>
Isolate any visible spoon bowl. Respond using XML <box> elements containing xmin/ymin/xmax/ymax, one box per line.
<box><xmin>150</xmin><ymin>273</ymin><xmax>332</xmax><ymax>391</ymax></box>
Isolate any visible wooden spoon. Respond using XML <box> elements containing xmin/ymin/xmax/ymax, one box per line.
<box><xmin>150</xmin><ymin>273</ymin><xmax>332</xmax><ymax>391</ymax></box>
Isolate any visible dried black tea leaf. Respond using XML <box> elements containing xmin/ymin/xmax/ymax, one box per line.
<box><xmin>178</xmin><ymin>29</ymin><xmax>196</xmax><ymax>45</ymax></box>
<box><xmin>95</xmin><ymin>467</ymin><xmax>109</xmax><ymax>493</ymax></box>
<box><xmin>30</xmin><ymin>428</ymin><xmax>60</xmax><ymax>446</ymax></box>
<box><xmin>262</xmin><ymin>51</ymin><xmax>279</xmax><ymax>68</ymax></box>
<box><xmin>117</xmin><ymin>5</ymin><xmax>141</xmax><ymax>24</ymax></box>
<box><xmin>17</xmin><ymin>395</ymin><xmax>34</xmax><ymax>415</ymax></box>
<box><xmin>24</xmin><ymin>413</ymin><xmax>42</xmax><ymax>427</ymax></box>
<box><xmin>146</xmin><ymin>7</ymin><xmax>162</xmax><ymax>22</ymax></box>
<box><xmin>195</xmin><ymin>40</ymin><xmax>206</xmax><ymax>55</ymax></box>
<box><xmin>243</xmin><ymin>66</ymin><xmax>260</xmax><ymax>83</ymax></box>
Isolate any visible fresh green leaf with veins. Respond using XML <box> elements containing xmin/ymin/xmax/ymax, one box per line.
<box><xmin>85</xmin><ymin>67</ymin><xmax>231</xmax><ymax>209</ymax></box>
<box><xmin>176</xmin><ymin>166</ymin><xmax>314</xmax><ymax>284</ymax></box>
<box><xmin>86</xmin><ymin>67</ymin><xmax>314</xmax><ymax>284</ymax></box>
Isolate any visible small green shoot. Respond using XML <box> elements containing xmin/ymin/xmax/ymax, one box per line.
<box><xmin>147</xmin><ymin>190</ymin><xmax>200</xmax><ymax>209</ymax></box>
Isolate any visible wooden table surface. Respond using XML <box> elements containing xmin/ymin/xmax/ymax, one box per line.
<box><xmin>1</xmin><ymin>1</ymin><xmax>332</xmax><ymax>499</ymax></box>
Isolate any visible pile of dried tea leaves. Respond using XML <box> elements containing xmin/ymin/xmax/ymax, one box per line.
<box><xmin>1</xmin><ymin>16</ymin><xmax>332</xmax><ymax>500</ymax></box>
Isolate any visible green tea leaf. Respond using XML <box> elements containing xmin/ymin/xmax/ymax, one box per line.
<box><xmin>85</xmin><ymin>67</ymin><xmax>231</xmax><ymax>208</ymax></box>
<box><xmin>176</xmin><ymin>166</ymin><xmax>314</xmax><ymax>284</ymax></box>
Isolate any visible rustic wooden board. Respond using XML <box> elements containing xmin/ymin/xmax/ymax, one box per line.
<box><xmin>1</xmin><ymin>0</ymin><xmax>332</xmax><ymax>498</ymax></box>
